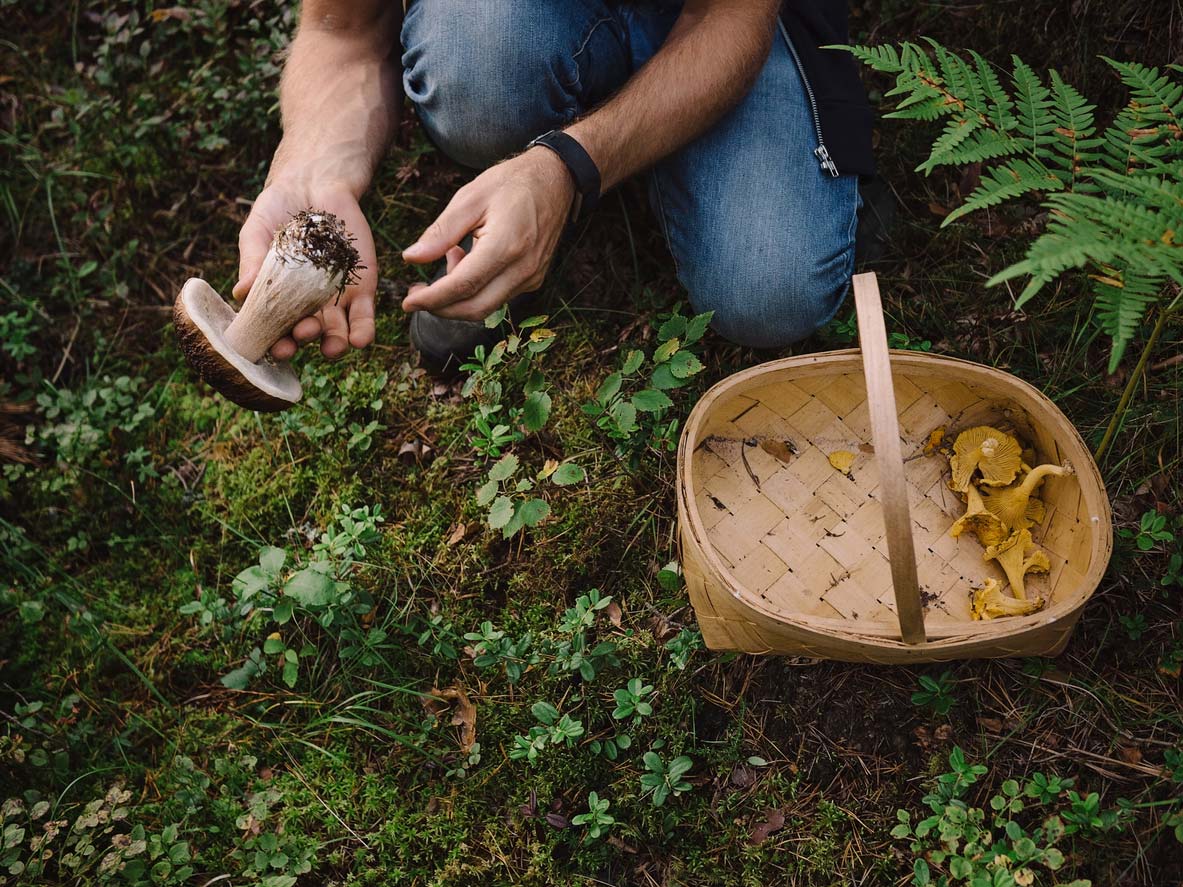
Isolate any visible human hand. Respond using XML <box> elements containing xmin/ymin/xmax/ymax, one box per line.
<box><xmin>401</xmin><ymin>147</ymin><xmax>575</xmax><ymax>321</ymax></box>
<box><xmin>234</xmin><ymin>178</ymin><xmax>378</xmax><ymax>360</ymax></box>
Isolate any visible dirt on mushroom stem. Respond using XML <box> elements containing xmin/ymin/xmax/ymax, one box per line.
<box><xmin>274</xmin><ymin>209</ymin><xmax>364</xmax><ymax>298</ymax></box>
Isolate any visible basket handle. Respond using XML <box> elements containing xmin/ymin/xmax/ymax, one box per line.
<box><xmin>851</xmin><ymin>272</ymin><xmax>926</xmax><ymax>645</ymax></box>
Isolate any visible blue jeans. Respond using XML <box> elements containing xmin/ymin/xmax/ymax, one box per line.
<box><xmin>401</xmin><ymin>0</ymin><xmax>860</xmax><ymax>348</ymax></box>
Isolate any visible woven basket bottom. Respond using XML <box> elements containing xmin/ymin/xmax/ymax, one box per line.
<box><xmin>690</xmin><ymin>370</ymin><xmax>1093</xmax><ymax>634</ymax></box>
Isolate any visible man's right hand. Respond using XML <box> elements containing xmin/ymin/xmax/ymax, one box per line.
<box><xmin>234</xmin><ymin>178</ymin><xmax>378</xmax><ymax>361</ymax></box>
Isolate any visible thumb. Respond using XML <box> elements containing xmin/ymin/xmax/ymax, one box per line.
<box><xmin>402</xmin><ymin>192</ymin><xmax>481</xmax><ymax>264</ymax></box>
<box><xmin>234</xmin><ymin>212</ymin><xmax>274</xmax><ymax>300</ymax></box>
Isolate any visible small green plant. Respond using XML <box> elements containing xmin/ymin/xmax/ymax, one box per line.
<box><xmin>589</xmin><ymin>732</ymin><xmax>633</xmax><ymax>761</ymax></box>
<box><xmin>911</xmin><ymin>670</ymin><xmax>957</xmax><ymax>716</ymax></box>
<box><xmin>571</xmin><ymin>792</ymin><xmax>615</xmax><ymax>843</ymax></box>
<box><xmin>892</xmin><ymin>747</ymin><xmax>1088</xmax><ymax>886</ymax></box>
<box><xmin>583</xmin><ymin>309</ymin><xmax>712</xmax><ymax>460</ymax></box>
<box><xmin>1119</xmin><ymin>510</ymin><xmax>1175</xmax><ymax>552</ymax></box>
<box><xmin>1118</xmin><ymin>613</ymin><xmax>1148</xmax><ymax>641</ymax></box>
<box><xmin>280</xmin><ymin>364</ymin><xmax>387</xmax><ymax>453</ymax></box>
<box><xmin>508</xmin><ymin>703</ymin><xmax>585</xmax><ymax>765</ymax></box>
<box><xmin>611</xmin><ymin>678</ymin><xmax>654</xmax><ymax>722</ymax></box>
<box><xmin>664</xmin><ymin>627</ymin><xmax>704</xmax><ymax>671</ymax></box>
<box><xmin>640</xmin><ymin>750</ymin><xmax>694</xmax><ymax>807</ymax></box>
<box><xmin>475</xmin><ymin>452</ymin><xmax>584</xmax><ymax>539</ymax></box>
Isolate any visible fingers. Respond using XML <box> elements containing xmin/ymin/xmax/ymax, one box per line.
<box><xmin>402</xmin><ymin>235</ymin><xmax>513</xmax><ymax>314</ymax></box>
<box><xmin>234</xmin><ymin>206</ymin><xmax>277</xmax><ymax>300</ymax></box>
<box><xmin>445</xmin><ymin>245</ymin><xmax>466</xmax><ymax>275</ymax></box>
<box><xmin>323</xmin><ymin>193</ymin><xmax>379</xmax><ymax>353</ymax></box>
<box><xmin>319</xmin><ymin>303</ymin><xmax>351</xmax><ymax>359</ymax></box>
<box><xmin>270</xmin><ymin>336</ymin><xmax>298</xmax><ymax>361</ymax></box>
<box><xmin>402</xmin><ymin>190</ymin><xmax>481</xmax><ymax>264</ymax></box>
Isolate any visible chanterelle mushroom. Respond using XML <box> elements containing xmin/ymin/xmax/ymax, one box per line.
<box><xmin>983</xmin><ymin>528</ymin><xmax>1051</xmax><ymax>600</ymax></box>
<box><xmin>950</xmin><ymin>484</ymin><xmax>1009</xmax><ymax>547</ymax></box>
<box><xmin>971</xmin><ymin>578</ymin><xmax>1044</xmax><ymax>620</ymax></box>
<box><xmin>981</xmin><ymin>461</ymin><xmax>1074</xmax><ymax>532</ymax></box>
<box><xmin>949</xmin><ymin>426</ymin><xmax>1023</xmax><ymax>491</ymax></box>
<box><xmin>173</xmin><ymin>210</ymin><xmax>361</xmax><ymax>411</ymax></box>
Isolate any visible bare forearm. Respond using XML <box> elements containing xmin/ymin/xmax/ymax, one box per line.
<box><xmin>269</xmin><ymin>1</ymin><xmax>402</xmax><ymax>197</ymax></box>
<box><xmin>566</xmin><ymin>0</ymin><xmax>779</xmax><ymax>191</ymax></box>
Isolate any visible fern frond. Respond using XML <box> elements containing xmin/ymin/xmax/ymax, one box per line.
<box><xmin>834</xmin><ymin>43</ymin><xmax>906</xmax><ymax>74</ymax></box>
<box><xmin>1011</xmin><ymin>58</ymin><xmax>1058</xmax><ymax>161</ymax></box>
<box><xmin>1091</xmin><ymin>270</ymin><xmax>1160</xmax><ymax>372</ymax></box>
<box><xmin>1048</xmin><ymin>71</ymin><xmax>1099</xmax><ymax>187</ymax></box>
<box><xmin>969</xmin><ymin>49</ymin><xmax>1015</xmax><ymax>132</ymax></box>
<box><xmin>1103</xmin><ymin>58</ymin><xmax>1183</xmax><ymax>130</ymax></box>
<box><xmin>917</xmin><ymin>117</ymin><xmax>983</xmax><ymax>173</ymax></box>
<box><xmin>943</xmin><ymin>158</ymin><xmax>1062</xmax><ymax>225</ymax></box>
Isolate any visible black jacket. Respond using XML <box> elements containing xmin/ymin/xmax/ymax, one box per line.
<box><xmin>780</xmin><ymin>0</ymin><xmax>874</xmax><ymax>177</ymax></box>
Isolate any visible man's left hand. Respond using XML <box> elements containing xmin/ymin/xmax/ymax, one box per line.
<box><xmin>402</xmin><ymin>148</ymin><xmax>576</xmax><ymax>320</ymax></box>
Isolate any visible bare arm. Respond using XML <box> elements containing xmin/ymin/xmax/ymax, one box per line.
<box><xmin>402</xmin><ymin>0</ymin><xmax>780</xmax><ymax>320</ymax></box>
<box><xmin>236</xmin><ymin>0</ymin><xmax>401</xmax><ymax>359</ymax></box>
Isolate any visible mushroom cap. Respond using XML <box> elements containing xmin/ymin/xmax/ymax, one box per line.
<box><xmin>984</xmin><ymin>528</ymin><xmax>1050</xmax><ymax>600</ymax></box>
<box><xmin>949</xmin><ymin>426</ymin><xmax>1023</xmax><ymax>491</ymax></box>
<box><xmin>174</xmin><ymin>278</ymin><xmax>301</xmax><ymax>412</ymax></box>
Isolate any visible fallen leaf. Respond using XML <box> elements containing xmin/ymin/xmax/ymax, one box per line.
<box><xmin>606</xmin><ymin>601</ymin><xmax>623</xmax><ymax>628</ymax></box>
<box><xmin>923</xmin><ymin>427</ymin><xmax>946</xmax><ymax>455</ymax></box>
<box><xmin>729</xmin><ymin>764</ymin><xmax>756</xmax><ymax>788</ymax></box>
<box><xmin>827</xmin><ymin>450</ymin><xmax>855</xmax><ymax>474</ymax></box>
<box><xmin>928</xmin><ymin>201</ymin><xmax>951</xmax><ymax>218</ymax></box>
<box><xmin>978</xmin><ymin>717</ymin><xmax>1004</xmax><ymax>733</ymax></box>
<box><xmin>431</xmin><ymin>686</ymin><xmax>477</xmax><ymax>753</ymax></box>
<box><xmin>446</xmin><ymin>523</ymin><xmax>467</xmax><ymax>546</ymax></box>
<box><xmin>759</xmin><ymin>439</ymin><xmax>796</xmax><ymax>463</ymax></box>
<box><xmin>748</xmin><ymin>808</ymin><xmax>786</xmax><ymax>845</ymax></box>
<box><xmin>934</xmin><ymin>724</ymin><xmax>954</xmax><ymax>742</ymax></box>
<box><xmin>1118</xmin><ymin>746</ymin><xmax>1143</xmax><ymax>765</ymax></box>
<box><xmin>545</xmin><ymin>812</ymin><xmax>570</xmax><ymax>829</ymax></box>
<box><xmin>607</xmin><ymin>835</ymin><xmax>639</xmax><ymax>854</ymax></box>
<box><xmin>858</xmin><ymin>442</ymin><xmax>875</xmax><ymax>454</ymax></box>
<box><xmin>398</xmin><ymin>439</ymin><xmax>431</xmax><ymax>462</ymax></box>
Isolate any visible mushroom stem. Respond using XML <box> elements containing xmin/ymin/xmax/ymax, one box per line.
<box><xmin>1012</xmin><ymin>461</ymin><xmax>1073</xmax><ymax>500</ymax></box>
<box><xmin>224</xmin><ymin>247</ymin><xmax>341</xmax><ymax>363</ymax></box>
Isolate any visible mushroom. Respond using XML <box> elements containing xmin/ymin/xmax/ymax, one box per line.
<box><xmin>949</xmin><ymin>483</ymin><xmax>1009</xmax><ymax>547</ymax></box>
<box><xmin>971</xmin><ymin>578</ymin><xmax>1044</xmax><ymax>620</ymax></box>
<box><xmin>983</xmin><ymin>528</ymin><xmax>1051</xmax><ymax>600</ymax></box>
<box><xmin>980</xmin><ymin>461</ymin><xmax>1074</xmax><ymax>532</ymax></box>
<box><xmin>173</xmin><ymin>210</ymin><xmax>361</xmax><ymax>411</ymax></box>
<box><xmin>949</xmin><ymin>426</ymin><xmax>1023</xmax><ymax>491</ymax></box>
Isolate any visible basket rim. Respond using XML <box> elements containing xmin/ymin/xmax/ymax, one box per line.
<box><xmin>677</xmin><ymin>347</ymin><xmax>1113</xmax><ymax>645</ymax></box>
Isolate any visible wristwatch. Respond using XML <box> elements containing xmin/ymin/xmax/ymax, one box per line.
<box><xmin>526</xmin><ymin>129</ymin><xmax>601</xmax><ymax>220</ymax></box>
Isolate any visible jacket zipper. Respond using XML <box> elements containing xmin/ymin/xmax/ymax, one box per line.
<box><xmin>778</xmin><ymin>19</ymin><xmax>840</xmax><ymax>178</ymax></box>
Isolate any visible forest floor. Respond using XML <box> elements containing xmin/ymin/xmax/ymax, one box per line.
<box><xmin>1</xmin><ymin>1</ymin><xmax>1181</xmax><ymax>885</ymax></box>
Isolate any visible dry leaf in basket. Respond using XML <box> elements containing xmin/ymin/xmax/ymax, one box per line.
<box><xmin>827</xmin><ymin>450</ymin><xmax>855</xmax><ymax>474</ymax></box>
<box><xmin>971</xmin><ymin>579</ymin><xmax>1043</xmax><ymax>620</ymax></box>
<box><xmin>984</xmin><ymin>528</ymin><xmax>1050</xmax><ymax>601</ymax></box>
<box><xmin>949</xmin><ymin>426</ymin><xmax>1023</xmax><ymax>491</ymax></box>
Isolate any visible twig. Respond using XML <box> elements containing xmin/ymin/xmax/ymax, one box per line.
<box><xmin>50</xmin><ymin>314</ymin><xmax>82</xmax><ymax>384</ymax></box>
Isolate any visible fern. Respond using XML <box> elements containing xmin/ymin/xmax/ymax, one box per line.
<box><xmin>840</xmin><ymin>39</ymin><xmax>1183</xmax><ymax>372</ymax></box>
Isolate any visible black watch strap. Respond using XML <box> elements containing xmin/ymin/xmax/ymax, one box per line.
<box><xmin>527</xmin><ymin>130</ymin><xmax>601</xmax><ymax>219</ymax></box>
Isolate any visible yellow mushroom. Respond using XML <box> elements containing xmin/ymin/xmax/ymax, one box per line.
<box><xmin>971</xmin><ymin>578</ymin><xmax>1044</xmax><ymax>620</ymax></box>
<box><xmin>981</xmin><ymin>461</ymin><xmax>1073</xmax><ymax>532</ymax></box>
<box><xmin>949</xmin><ymin>426</ymin><xmax>1023</xmax><ymax>492</ymax></box>
<box><xmin>949</xmin><ymin>484</ymin><xmax>1009</xmax><ymax>547</ymax></box>
<box><xmin>983</xmin><ymin>528</ymin><xmax>1051</xmax><ymax>600</ymax></box>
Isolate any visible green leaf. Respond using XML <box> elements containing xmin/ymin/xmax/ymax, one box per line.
<box><xmin>259</xmin><ymin>546</ymin><xmax>286</xmax><ymax>574</ymax></box>
<box><xmin>683</xmin><ymin>312</ymin><xmax>713</xmax><ymax>344</ymax></box>
<box><xmin>284</xmin><ymin>569</ymin><xmax>334</xmax><ymax>607</ymax></box>
<box><xmin>669</xmin><ymin>351</ymin><xmax>704</xmax><ymax>379</ymax></box>
<box><xmin>282</xmin><ymin>659</ymin><xmax>298</xmax><ymax>688</ymax></box>
<box><xmin>515</xmin><ymin>498</ymin><xmax>550</xmax><ymax>528</ymax></box>
<box><xmin>631</xmin><ymin>388</ymin><xmax>674</xmax><ymax>413</ymax></box>
<box><xmin>476</xmin><ymin>479</ymin><xmax>499</xmax><ymax>506</ymax></box>
<box><xmin>484</xmin><ymin>305</ymin><xmax>509</xmax><ymax>329</ymax></box>
<box><xmin>263</xmin><ymin>635</ymin><xmax>284</xmax><ymax>655</ymax></box>
<box><xmin>597</xmin><ymin>372</ymin><xmax>622</xmax><ymax>403</ymax></box>
<box><xmin>531</xmin><ymin>701</ymin><xmax>560</xmax><ymax>725</ymax></box>
<box><xmin>610</xmin><ymin>400</ymin><xmax>637</xmax><ymax>433</ymax></box>
<box><xmin>649</xmin><ymin>364</ymin><xmax>682</xmax><ymax>390</ymax></box>
<box><xmin>487</xmin><ymin>496</ymin><xmax>515</xmax><ymax>530</ymax></box>
<box><xmin>272</xmin><ymin>597</ymin><xmax>294</xmax><ymax>624</ymax></box>
<box><xmin>550</xmin><ymin>463</ymin><xmax>586</xmax><ymax>486</ymax></box>
<box><xmin>621</xmin><ymin>349</ymin><xmax>645</xmax><ymax>374</ymax></box>
<box><xmin>522</xmin><ymin>390</ymin><xmax>552</xmax><ymax>432</ymax></box>
<box><xmin>653</xmin><ymin>338</ymin><xmax>680</xmax><ymax>363</ymax></box>
<box><xmin>488</xmin><ymin>452</ymin><xmax>520</xmax><ymax>482</ymax></box>
<box><xmin>658</xmin><ymin>315</ymin><xmax>687</xmax><ymax>342</ymax></box>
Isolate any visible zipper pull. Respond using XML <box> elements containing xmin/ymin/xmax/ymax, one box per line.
<box><xmin>815</xmin><ymin>144</ymin><xmax>840</xmax><ymax>178</ymax></box>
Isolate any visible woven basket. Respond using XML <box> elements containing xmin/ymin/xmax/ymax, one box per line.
<box><xmin>677</xmin><ymin>273</ymin><xmax>1112</xmax><ymax>663</ymax></box>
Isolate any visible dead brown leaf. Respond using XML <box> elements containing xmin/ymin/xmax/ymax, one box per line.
<box><xmin>748</xmin><ymin>808</ymin><xmax>786</xmax><ymax>845</ymax></box>
<box><xmin>446</xmin><ymin>523</ymin><xmax>467</xmax><ymax>547</ymax></box>
<box><xmin>606</xmin><ymin>601</ymin><xmax>623</xmax><ymax>628</ymax></box>
<box><xmin>430</xmin><ymin>686</ymin><xmax>477</xmax><ymax>753</ymax></box>
<box><xmin>759</xmin><ymin>439</ymin><xmax>796</xmax><ymax>463</ymax></box>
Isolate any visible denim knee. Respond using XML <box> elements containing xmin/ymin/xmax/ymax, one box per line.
<box><xmin>680</xmin><ymin>249</ymin><xmax>851</xmax><ymax>349</ymax></box>
<box><xmin>401</xmin><ymin>1</ymin><xmax>627</xmax><ymax>169</ymax></box>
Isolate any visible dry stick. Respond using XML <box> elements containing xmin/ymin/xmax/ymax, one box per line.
<box><xmin>50</xmin><ymin>314</ymin><xmax>82</xmax><ymax>385</ymax></box>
